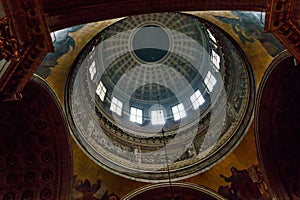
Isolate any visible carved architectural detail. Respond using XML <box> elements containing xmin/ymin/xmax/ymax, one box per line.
<box><xmin>0</xmin><ymin>17</ymin><xmax>19</xmax><ymax>61</ymax></box>
<box><xmin>0</xmin><ymin>0</ymin><xmax>53</xmax><ymax>101</ymax></box>
<box><xmin>264</xmin><ymin>0</ymin><xmax>300</xmax><ymax>61</ymax></box>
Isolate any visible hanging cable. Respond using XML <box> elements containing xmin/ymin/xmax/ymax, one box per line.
<box><xmin>157</xmin><ymin>95</ymin><xmax>174</xmax><ymax>199</ymax></box>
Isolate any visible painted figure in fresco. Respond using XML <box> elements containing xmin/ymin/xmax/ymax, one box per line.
<box><xmin>35</xmin><ymin>25</ymin><xmax>83</xmax><ymax>78</ymax></box>
<box><xmin>247</xmin><ymin>165</ymin><xmax>271</xmax><ymax>199</ymax></box>
<box><xmin>220</xmin><ymin>167</ymin><xmax>261</xmax><ymax>199</ymax></box>
<box><xmin>214</xmin><ymin>11</ymin><xmax>285</xmax><ymax>57</ymax></box>
<box><xmin>72</xmin><ymin>175</ymin><xmax>103</xmax><ymax>200</ymax></box>
<box><xmin>218</xmin><ymin>185</ymin><xmax>240</xmax><ymax>200</ymax></box>
<box><xmin>72</xmin><ymin>175</ymin><xmax>120</xmax><ymax>200</ymax></box>
<box><xmin>105</xmin><ymin>193</ymin><xmax>119</xmax><ymax>200</ymax></box>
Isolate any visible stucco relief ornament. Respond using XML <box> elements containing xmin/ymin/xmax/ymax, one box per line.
<box><xmin>0</xmin><ymin>17</ymin><xmax>19</xmax><ymax>61</ymax></box>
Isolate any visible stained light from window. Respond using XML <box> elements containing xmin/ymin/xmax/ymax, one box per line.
<box><xmin>50</xmin><ymin>32</ymin><xmax>56</xmax><ymax>43</ymax></box>
<box><xmin>89</xmin><ymin>61</ymin><xmax>96</xmax><ymax>80</ymax></box>
<box><xmin>211</xmin><ymin>50</ymin><xmax>220</xmax><ymax>70</ymax></box>
<box><xmin>90</xmin><ymin>48</ymin><xmax>95</xmax><ymax>59</ymax></box>
<box><xmin>96</xmin><ymin>81</ymin><xmax>107</xmax><ymax>101</ymax></box>
<box><xmin>190</xmin><ymin>90</ymin><xmax>205</xmax><ymax>110</ymax></box>
<box><xmin>130</xmin><ymin>107</ymin><xmax>143</xmax><ymax>124</ymax></box>
<box><xmin>110</xmin><ymin>97</ymin><xmax>123</xmax><ymax>116</ymax></box>
<box><xmin>204</xmin><ymin>71</ymin><xmax>217</xmax><ymax>92</ymax></box>
<box><xmin>151</xmin><ymin>110</ymin><xmax>165</xmax><ymax>125</ymax></box>
<box><xmin>172</xmin><ymin>103</ymin><xmax>186</xmax><ymax>121</ymax></box>
<box><xmin>207</xmin><ymin>29</ymin><xmax>217</xmax><ymax>43</ymax></box>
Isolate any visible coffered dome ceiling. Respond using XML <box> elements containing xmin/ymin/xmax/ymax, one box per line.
<box><xmin>65</xmin><ymin>12</ymin><xmax>255</xmax><ymax>182</ymax></box>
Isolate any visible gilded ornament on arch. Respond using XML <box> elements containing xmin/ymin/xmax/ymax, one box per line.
<box><xmin>0</xmin><ymin>16</ymin><xmax>19</xmax><ymax>61</ymax></box>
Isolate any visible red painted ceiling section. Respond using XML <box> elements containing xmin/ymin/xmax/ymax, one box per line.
<box><xmin>0</xmin><ymin>76</ymin><xmax>72</xmax><ymax>200</ymax></box>
<box><xmin>256</xmin><ymin>52</ymin><xmax>300</xmax><ymax>199</ymax></box>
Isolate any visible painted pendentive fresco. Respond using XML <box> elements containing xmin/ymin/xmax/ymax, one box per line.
<box><xmin>213</xmin><ymin>11</ymin><xmax>284</xmax><ymax>57</ymax></box>
<box><xmin>35</xmin><ymin>25</ymin><xmax>83</xmax><ymax>79</ymax></box>
<box><xmin>218</xmin><ymin>165</ymin><xmax>271</xmax><ymax>200</ymax></box>
<box><xmin>72</xmin><ymin>175</ymin><xmax>120</xmax><ymax>200</ymax></box>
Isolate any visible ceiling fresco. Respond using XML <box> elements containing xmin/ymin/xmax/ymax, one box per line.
<box><xmin>33</xmin><ymin>11</ymin><xmax>285</xmax><ymax>199</ymax></box>
<box><xmin>0</xmin><ymin>0</ymin><xmax>297</xmax><ymax>197</ymax></box>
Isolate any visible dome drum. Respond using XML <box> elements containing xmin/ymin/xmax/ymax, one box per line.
<box><xmin>65</xmin><ymin>13</ymin><xmax>255</xmax><ymax>182</ymax></box>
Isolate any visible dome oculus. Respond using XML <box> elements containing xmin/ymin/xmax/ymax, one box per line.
<box><xmin>132</xmin><ymin>24</ymin><xmax>170</xmax><ymax>63</ymax></box>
